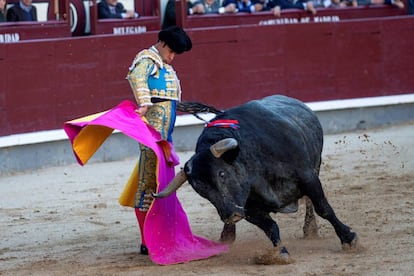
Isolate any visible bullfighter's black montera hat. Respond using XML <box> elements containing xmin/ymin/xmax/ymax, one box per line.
<box><xmin>158</xmin><ymin>26</ymin><xmax>192</xmax><ymax>54</ymax></box>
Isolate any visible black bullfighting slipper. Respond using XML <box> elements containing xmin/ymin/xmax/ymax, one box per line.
<box><xmin>140</xmin><ymin>244</ymin><xmax>149</xmax><ymax>255</ymax></box>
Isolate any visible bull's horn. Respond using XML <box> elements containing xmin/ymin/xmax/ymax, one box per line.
<box><xmin>210</xmin><ymin>138</ymin><xmax>238</xmax><ymax>158</ymax></box>
<box><xmin>152</xmin><ymin>169</ymin><xmax>187</xmax><ymax>198</ymax></box>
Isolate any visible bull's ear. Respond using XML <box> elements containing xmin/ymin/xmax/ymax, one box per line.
<box><xmin>210</xmin><ymin>138</ymin><xmax>239</xmax><ymax>158</ymax></box>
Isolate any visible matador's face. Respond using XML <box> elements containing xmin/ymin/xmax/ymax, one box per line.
<box><xmin>157</xmin><ymin>42</ymin><xmax>176</xmax><ymax>64</ymax></box>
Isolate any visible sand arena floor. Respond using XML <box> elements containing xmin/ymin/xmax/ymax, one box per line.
<box><xmin>1</xmin><ymin>122</ymin><xmax>413</xmax><ymax>275</ymax></box>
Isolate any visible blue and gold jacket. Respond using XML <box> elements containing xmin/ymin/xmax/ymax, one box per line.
<box><xmin>126</xmin><ymin>46</ymin><xmax>182</xmax><ymax>106</ymax></box>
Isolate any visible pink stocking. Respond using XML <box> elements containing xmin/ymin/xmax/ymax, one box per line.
<box><xmin>135</xmin><ymin>208</ymin><xmax>147</xmax><ymax>245</ymax></box>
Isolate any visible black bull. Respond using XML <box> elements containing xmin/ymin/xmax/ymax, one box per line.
<box><xmin>154</xmin><ymin>95</ymin><xmax>358</xmax><ymax>264</ymax></box>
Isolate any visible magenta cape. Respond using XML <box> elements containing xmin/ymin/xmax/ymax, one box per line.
<box><xmin>63</xmin><ymin>100</ymin><xmax>229</xmax><ymax>265</ymax></box>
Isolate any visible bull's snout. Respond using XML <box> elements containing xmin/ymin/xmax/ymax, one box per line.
<box><xmin>226</xmin><ymin>212</ymin><xmax>244</xmax><ymax>224</ymax></box>
<box><xmin>223</xmin><ymin>204</ymin><xmax>245</xmax><ymax>224</ymax></box>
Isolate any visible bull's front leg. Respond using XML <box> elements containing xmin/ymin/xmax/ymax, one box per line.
<box><xmin>220</xmin><ymin>223</ymin><xmax>236</xmax><ymax>243</ymax></box>
<box><xmin>244</xmin><ymin>205</ymin><xmax>294</xmax><ymax>265</ymax></box>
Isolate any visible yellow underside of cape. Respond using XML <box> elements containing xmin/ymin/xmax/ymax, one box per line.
<box><xmin>118</xmin><ymin>161</ymin><xmax>139</xmax><ymax>207</ymax></box>
<box><xmin>118</xmin><ymin>159</ymin><xmax>161</xmax><ymax>208</ymax></box>
<box><xmin>73</xmin><ymin>125</ymin><xmax>114</xmax><ymax>165</ymax></box>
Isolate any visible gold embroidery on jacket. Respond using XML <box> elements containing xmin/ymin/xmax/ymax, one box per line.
<box><xmin>126</xmin><ymin>48</ymin><xmax>181</xmax><ymax>106</ymax></box>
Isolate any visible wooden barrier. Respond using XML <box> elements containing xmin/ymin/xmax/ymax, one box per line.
<box><xmin>89</xmin><ymin>0</ymin><xmax>161</xmax><ymax>35</ymax></box>
<box><xmin>0</xmin><ymin>0</ymin><xmax>71</xmax><ymax>41</ymax></box>
<box><xmin>176</xmin><ymin>0</ymin><xmax>407</xmax><ymax>29</ymax></box>
<box><xmin>0</xmin><ymin>21</ymin><xmax>71</xmax><ymax>41</ymax></box>
<box><xmin>1</xmin><ymin>15</ymin><xmax>413</xmax><ymax>136</ymax></box>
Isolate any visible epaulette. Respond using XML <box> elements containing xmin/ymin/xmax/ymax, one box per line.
<box><xmin>129</xmin><ymin>48</ymin><xmax>163</xmax><ymax>72</ymax></box>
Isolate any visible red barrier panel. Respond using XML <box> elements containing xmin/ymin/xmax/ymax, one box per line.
<box><xmin>1</xmin><ymin>16</ymin><xmax>414</xmax><ymax>136</ymax></box>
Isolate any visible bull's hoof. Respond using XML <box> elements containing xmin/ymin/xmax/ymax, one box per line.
<box><xmin>220</xmin><ymin>223</ymin><xmax>236</xmax><ymax>244</ymax></box>
<box><xmin>255</xmin><ymin>246</ymin><xmax>295</xmax><ymax>265</ymax></box>
<box><xmin>342</xmin><ymin>234</ymin><xmax>365</xmax><ymax>252</ymax></box>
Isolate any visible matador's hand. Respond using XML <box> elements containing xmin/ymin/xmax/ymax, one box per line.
<box><xmin>135</xmin><ymin>105</ymin><xmax>148</xmax><ymax>116</ymax></box>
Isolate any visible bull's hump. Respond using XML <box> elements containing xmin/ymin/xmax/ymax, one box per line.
<box><xmin>257</xmin><ymin>95</ymin><xmax>312</xmax><ymax>116</ymax></box>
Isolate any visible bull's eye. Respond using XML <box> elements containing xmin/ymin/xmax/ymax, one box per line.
<box><xmin>219</xmin><ymin>171</ymin><xmax>225</xmax><ymax>178</ymax></box>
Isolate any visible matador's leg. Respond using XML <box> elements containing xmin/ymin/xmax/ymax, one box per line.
<box><xmin>135</xmin><ymin>145</ymin><xmax>157</xmax><ymax>255</ymax></box>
